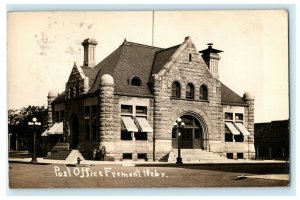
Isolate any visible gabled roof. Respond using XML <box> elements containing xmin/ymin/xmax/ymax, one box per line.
<box><xmin>220</xmin><ymin>82</ymin><xmax>247</xmax><ymax>106</ymax></box>
<box><xmin>152</xmin><ymin>45</ymin><xmax>180</xmax><ymax>75</ymax></box>
<box><xmin>55</xmin><ymin>38</ymin><xmax>248</xmax><ymax>106</ymax></box>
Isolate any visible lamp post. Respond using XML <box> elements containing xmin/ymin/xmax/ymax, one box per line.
<box><xmin>28</xmin><ymin>117</ymin><xmax>41</xmax><ymax>163</ymax></box>
<box><xmin>173</xmin><ymin>117</ymin><xmax>185</xmax><ymax>165</ymax></box>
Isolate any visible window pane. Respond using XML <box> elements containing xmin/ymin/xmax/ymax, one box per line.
<box><xmin>136</xmin><ymin>106</ymin><xmax>147</xmax><ymax>115</ymax></box>
<box><xmin>235</xmin><ymin>113</ymin><xmax>243</xmax><ymax>121</ymax></box>
<box><xmin>171</xmin><ymin>82</ymin><xmax>181</xmax><ymax>98</ymax></box>
<box><xmin>200</xmin><ymin>85</ymin><xmax>208</xmax><ymax>100</ymax></box>
<box><xmin>234</xmin><ymin>134</ymin><xmax>244</xmax><ymax>142</ymax></box>
<box><xmin>186</xmin><ymin>83</ymin><xmax>194</xmax><ymax>99</ymax></box>
<box><xmin>134</xmin><ymin>132</ymin><xmax>147</xmax><ymax>140</ymax></box>
<box><xmin>130</xmin><ymin>77</ymin><xmax>141</xmax><ymax>86</ymax></box>
<box><xmin>225</xmin><ymin>133</ymin><xmax>233</xmax><ymax>142</ymax></box>
<box><xmin>225</xmin><ymin>112</ymin><xmax>233</xmax><ymax>120</ymax></box>
<box><xmin>121</xmin><ymin>131</ymin><xmax>132</xmax><ymax>140</ymax></box>
<box><xmin>121</xmin><ymin>105</ymin><xmax>132</xmax><ymax>114</ymax></box>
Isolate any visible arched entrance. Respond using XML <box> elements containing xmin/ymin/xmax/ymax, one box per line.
<box><xmin>70</xmin><ymin>114</ymin><xmax>79</xmax><ymax>149</ymax></box>
<box><xmin>172</xmin><ymin>114</ymin><xmax>208</xmax><ymax>150</ymax></box>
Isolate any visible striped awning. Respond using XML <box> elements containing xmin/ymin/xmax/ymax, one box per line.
<box><xmin>121</xmin><ymin>116</ymin><xmax>138</xmax><ymax>132</ymax></box>
<box><xmin>234</xmin><ymin>123</ymin><xmax>251</xmax><ymax>136</ymax></box>
<box><xmin>135</xmin><ymin>117</ymin><xmax>153</xmax><ymax>133</ymax></box>
<box><xmin>225</xmin><ymin>122</ymin><xmax>240</xmax><ymax>135</ymax></box>
<box><xmin>41</xmin><ymin>122</ymin><xmax>63</xmax><ymax>136</ymax></box>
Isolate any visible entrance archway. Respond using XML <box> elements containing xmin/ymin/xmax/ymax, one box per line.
<box><xmin>70</xmin><ymin>114</ymin><xmax>79</xmax><ymax>149</ymax></box>
<box><xmin>172</xmin><ymin>114</ymin><xmax>208</xmax><ymax>150</ymax></box>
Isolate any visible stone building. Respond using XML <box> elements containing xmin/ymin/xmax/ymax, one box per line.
<box><xmin>43</xmin><ymin>36</ymin><xmax>255</xmax><ymax>162</ymax></box>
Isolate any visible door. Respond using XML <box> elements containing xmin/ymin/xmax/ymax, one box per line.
<box><xmin>70</xmin><ymin>114</ymin><xmax>79</xmax><ymax>149</ymax></box>
<box><xmin>181</xmin><ymin>128</ymin><xmax>193</xmax><ymax>149</ymax></box>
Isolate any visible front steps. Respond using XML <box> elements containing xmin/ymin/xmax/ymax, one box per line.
<box><xmin>168</xmin><ymin>149</ymin><xmax>225</xmax><ymax>163</ymax></box>
<box><xmin>44</xmin><ymin>142</ymin><xmax>85</xmax><ymax>162</ymax></box>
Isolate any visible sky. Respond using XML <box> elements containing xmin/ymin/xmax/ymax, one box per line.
<box><xmin>7</xmin><ymin>10</ymin><xmax>289</xmax><ymax>123</ymax></box>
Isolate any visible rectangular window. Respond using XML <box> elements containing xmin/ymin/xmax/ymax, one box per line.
<box><xmin>235</xmin><ymin>113</ymin><xmax>243</xmax><ymax>121</ymax></box>
<box><xmin>226</xmin><ymin>153</ymin><xmax>233</xmax><ymax>159</ymax></box>
<box><xmin>225</xmin><ymin>112</ymin><xmax>233</xmax><ymax>120</ymax></box>
<box><xmin>134</xmin><ymin>132</ymin><xmax>148</xmax><ymax>140</ymax></box>
<box><xmin>225</xmin><ymin>133</ymin><xmax>233</xmax><ymax>142</ymax></box>
<box><xmin>121</xmin><ymin>131</ymin><xmax>132</xmax><ymax>140</ymax></box>
<box><xmin>123</xmin><ymin>153</ymin><xmax>132</xmax><ymax>160</ymax></box>
<box><xmin>189</xmin><ymin>53</ymin><xmax>192</xmax><ymax>62</ymax></box>
<box><xmin>137</xmin><ymin>153</ymin><xmax>147</xmax><ymax>160</ymax></box>
<box><xmin>237</xmin><ymin>153</ymin><xmax>244</xmax><ymax>159</ymax></box>
<box><xmin>234</xmin><ymin>134</ymin><xmax>244</xmax><ymax>142</ymax></box>
<box><xmin>136</xmin><ymin>106</ymin><xmax>147</xmax><ymax>115</ymax></box>
<box><xmin>121</xmin><ymin>105</ymin><xmax>133</xmax><ymax>114</ymax></box>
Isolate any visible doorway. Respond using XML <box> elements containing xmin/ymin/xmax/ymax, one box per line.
<box><xmin>70</xmin><ymin>114</ymin><xmax>79</xmax><ymax>149</ymax></box>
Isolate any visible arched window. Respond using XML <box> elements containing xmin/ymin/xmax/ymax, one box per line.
<box><xmin>186</xmin><ymin>83</ymin><xmax>194</xmax><ymax>99</ymax></box>
<box><xmin>200</xmin><ymin>85</ymin><xmax>208</xmax><ymax>100</ymax></box>
<box><xmin>171</xmin><ymin>81</ymin><xmax>181</xmax><ymax>98</ymax></box>
<box><xmin>130</xmin><ymin>76</ymin><xmax>142</xmax><ymax>86</ymax></box>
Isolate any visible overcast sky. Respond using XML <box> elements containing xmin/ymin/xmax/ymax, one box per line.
<box><xmin>7</xmin><ymin>10</ymin><xmax>288</xmax><ymax>123</ymax></box>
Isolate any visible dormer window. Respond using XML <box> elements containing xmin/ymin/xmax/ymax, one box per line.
<box><xmin>130</xmin><ymin>76</ymin><xmax>142</xmax><ymax>86</ymax></box>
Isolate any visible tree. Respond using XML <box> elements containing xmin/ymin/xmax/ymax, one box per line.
<box><xmin>8</xmin><ymin>105</ymin><xmax>47</xmax><ymax>152</ymax></box>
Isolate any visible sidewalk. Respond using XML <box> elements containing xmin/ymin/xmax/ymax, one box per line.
<box><xmin>8</xmin><ymin>157</ymin><xmax>289</xmax><ymax>166</ymax></box>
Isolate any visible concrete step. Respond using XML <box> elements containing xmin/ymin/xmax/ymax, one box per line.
<box><xmin>168</xmin><ymin>149</ymin><xmax>225</xmax><ymax>163</ymax></box>
<box><xmin>66</xmin><ymin>150</ymin><xmax>85</xmax><ymax>162</ymax></box>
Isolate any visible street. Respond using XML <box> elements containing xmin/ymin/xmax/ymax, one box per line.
<box><xmin>9</xmin><ymin>162</ymin><xmax>289</xmax><ymax>188</ymax></box>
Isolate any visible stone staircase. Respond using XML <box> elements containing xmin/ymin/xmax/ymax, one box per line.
<box><xmin>168</xmin><ymin>149</ymin><xmax>226</xmax><ymax>163</ymax></box>
<box><xmin>44</xmin><ymin>142</ymin><xmax>84</xmax><ymax>161</ymax></box>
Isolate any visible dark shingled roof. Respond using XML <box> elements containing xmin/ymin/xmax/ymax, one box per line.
<box><xmin>220</xmin><ymin>83</ymin><xmax>247</xmax><ymax>106</ymax></box>
<box><xmin>54</xmin><ymin>39</ymin><xmax>247</xmax><ymax>106</ymax></box>
<box><xmin>151</xmin><ymin>45</ymin><xmax>180</xmax><ymax>75</ymax></box>
<box><xmin>88</xmin><ymin>41</ymin><xmax>162</xmax><ymax>96</ymax></box>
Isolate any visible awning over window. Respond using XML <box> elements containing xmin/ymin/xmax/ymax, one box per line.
<box><xmin>225</xmin><ymin>122</ymin><xmax>240</xmax><ymax>135</ymax></box>
<box><xmin>135</xmin><ymin>117</ymin><xmax>153</xmax><ymax>133</ymax></box>
<box><xmin>41</xmin><ymin>122</ymin><xmax>63</xmax><ymax>136</ymax></box>
<box><xmin>121</xmin><ymin>116</ymin><xmax>138</xmax><ymax>132</ymax></box>
<box><xmin>234</xmin><ymin>123</ymin><xmax>250</xmax><ymax>136</ymax></box>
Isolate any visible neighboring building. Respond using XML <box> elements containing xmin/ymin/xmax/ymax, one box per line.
<box><xmin>44</xmin><ymin>36</ymin><xmax>255</xmax><ymax>161</ymax></box>
<box><xmin>254</xmin><ymin>120</ymin><xmax>289</xmax><ymax>160</ymax></box>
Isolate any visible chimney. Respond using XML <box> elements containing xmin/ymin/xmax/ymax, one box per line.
<box><xmin>82</xmin><ymin>38</ymin><xmax>98</xmax><ymax>68</ymax></box>
<box><xmin>199</xmin><ymin>43</ymin><xmax>223</xmax><ymax>78</ymax></box>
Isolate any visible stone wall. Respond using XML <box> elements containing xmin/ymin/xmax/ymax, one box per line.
<box><xmin>153</xmin><ymin>38</ymin><xmax>224</xmax><ymax>160</ymax></box>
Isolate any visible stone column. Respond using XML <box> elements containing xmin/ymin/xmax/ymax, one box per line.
<box><xmin>47</xmin><ymin>90</ymin><xmax>58</xmax><ymax>128</ymax></box>
<box><xmin>99</xmin><ymin>74</ymin><xmax>115</xmax><ymax>160</ymax></box>
<box><xmin>243</xmin><ymin>92</ymin><xmax>255</xmax><ymax>159</ymax></box>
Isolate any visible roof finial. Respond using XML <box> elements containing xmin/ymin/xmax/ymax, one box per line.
<box><xmin>74</xmin><ymin>61</ymin><xmax>77</xmax><ymax>66</ymax></box>
<box><xmin>123</xmin><ymin>38</ymin><xmax>127</xmax><ymax>45</ymax></box>
<box><xmin>207</xmin><ymin>43</ymin><xmax>213</xmax><ymax>48</ymax></box>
